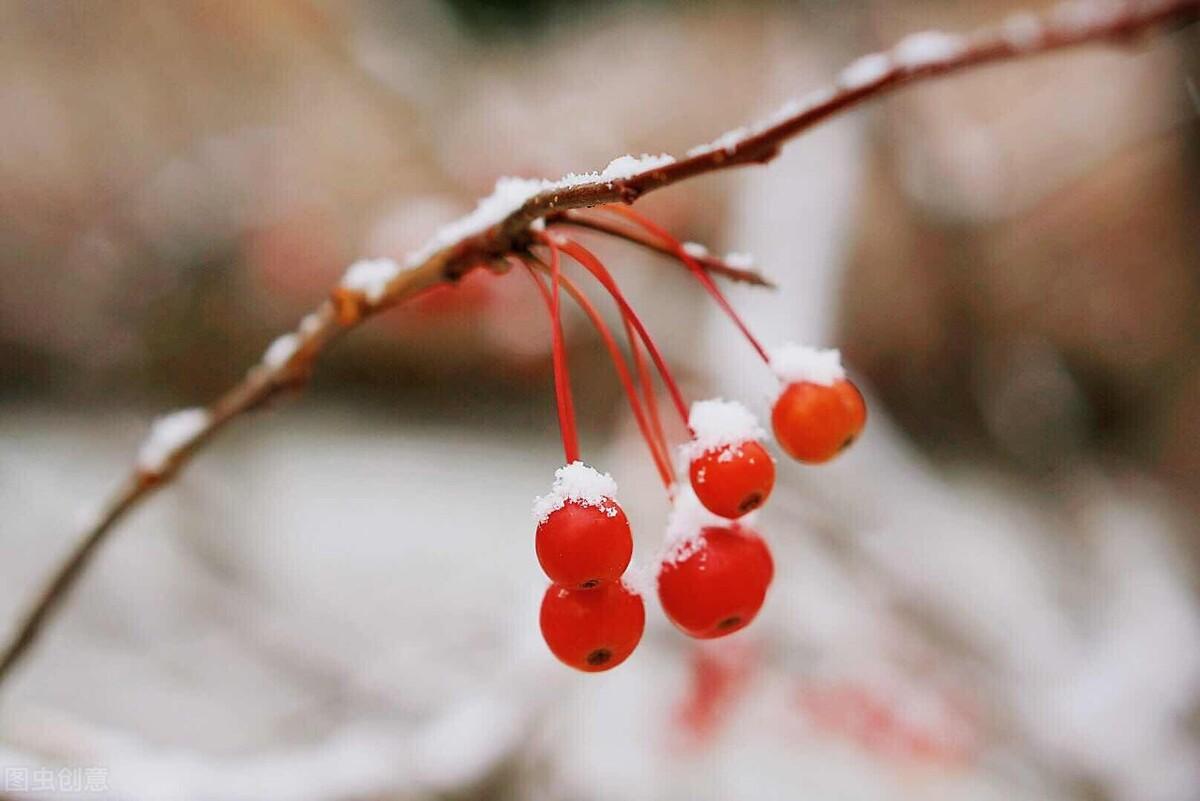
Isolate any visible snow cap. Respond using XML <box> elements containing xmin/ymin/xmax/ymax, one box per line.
<box><xmin>531</xmin><ymin>461</ymin><xmax>619</xmax><ymax>524</ymax></box>
<box><xmin>681</xmin><ymin>399</ymin><xmax>765</xmax><ymax>462</ymax></box>
<box><xmin>769</xmin><ymin>343</ymin><xmax>845</xmax><ymax>387</ymax></box>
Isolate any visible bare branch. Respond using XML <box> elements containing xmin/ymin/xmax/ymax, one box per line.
<box><xmin>1</xmin><ymin>0</ymin><xmax>1196</xmax><ymax>689</ymax></box>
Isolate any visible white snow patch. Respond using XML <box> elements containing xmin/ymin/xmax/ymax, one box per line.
<box><xmin>1002</xmin><ymin>11</ymin><xmax>1044</xmax><ymax>50</ymax></box>
<box><xmin>1051</xmin><ymin>0</ymin><xmax>1122</xmax><ymax>34</ymax></box>
<box><xmin>262</xmin><ymin>333</ymin><xmax>300</xmax><ymax>369</ymax></box>
<box><xmin>892</xmin><ymin>31</ymin><xmax>966</xmax><ymax>68</ymax></box>
<box><xmin>680</xmin><ymin>399</ymin><xmax>766</xmax><ymax>462</ymax></box>
<box><xmin>682</xmin><ymin>241</ymin><xmax>709</xmax><ymax>258</ymax></box>
<box><xmin>660</xmin><ymin>486</ymin><xmax>756</xmax><ymax>568</ymax></box>
<box><xmin>137</xmin><ymin>408</ymin><xmax>210</xmax><ymax>473</ymax></box>
<box><xmin>769</xmin><ymin>343</ymin><xmax>845</xmax><ymax>387</ymax></box>
<box><xmin>685</xmin><ymin>90</ymin><xmax>837</xmax><ymax>159</ymax></box>
<box><xmin>723</xmin><ymin>251</ymin><xmax>755</xmax><ymax>269</ymax></box>
<box><xmin>531</xmin><ymin>461</ymin><xmax>620</xmax><ymax>524</ymax></box>
<box><xmin>839</xmin><ymin>52</ymin><xmax>892</xmax><ymax>90</ymax></box>
<box><xmin>340</xmin><ymin>258</ymin><xmax>401</xmax><ymax>303</ymax></box>
<box><xmin>298</xmin><ymin>313</ymin><xmax>322</xmax><ymax>336</ymax></box>
<box><xmin>404</xmin><ymin>155</ymin><xmax>674</xmax><ymax>267</ymax></box>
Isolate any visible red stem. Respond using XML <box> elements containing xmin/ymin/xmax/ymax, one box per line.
<box><xmin>525</xmin><ymin>240</ymin><xmax>580</xmax><ymax>464</ymax></box>
<box><xmin>532</xmin><ymin>261</ymin><xmax>675</xmax><ymax>488</ymax></box>
<box><xmin>543</xmin><ymin>233</ymin><xmax>691</xmax><ymax>428</ymax></box>
<box><xmin>603</xmin><ymin>205</ymin><xmax>770</xmax><ymax>364</ymax></box>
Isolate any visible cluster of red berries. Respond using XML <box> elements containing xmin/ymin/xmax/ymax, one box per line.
<box><xmin>521</xmin><ymin>206</ymin><xmax>867</xmax><ymax>672</ymax></box>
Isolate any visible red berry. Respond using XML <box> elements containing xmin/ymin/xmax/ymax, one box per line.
<box><xmin>771</xmin><ymin>379</ymin><xmax>866</xmax><ymax>463</ymax></box>
<box><xmin>689</xmin><ymin>440</ymin><xmax>775</xmax><ymax>519</ymax></box>
<box><xmin>540</xmin><ymin>581</ymin><xmax>645</xmax><ymax>672</ymax></box>
<box><xmin>536</xmin><ymin>499</ymin><xmax>633</xmax><ymax>588</ymax></box>
<box><xmin>658</xmin><ymin>526</ymin><xmax>774</xmax><ymax>639</ymax></box>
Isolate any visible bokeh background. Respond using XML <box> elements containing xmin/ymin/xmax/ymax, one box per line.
<box><xmin>2</xmin><ymin>1</ymin><xmax>1199</xmax><ymax>799</ymax></box>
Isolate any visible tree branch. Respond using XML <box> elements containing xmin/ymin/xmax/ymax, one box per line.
<box><xmin>1</xmin><ymin>0</ymin><xmax>1196</xmax><ymax>689</ymax></box>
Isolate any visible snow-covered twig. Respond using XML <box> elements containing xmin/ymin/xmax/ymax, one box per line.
<box><xmin>0</xmin><ymin>0</ymin><xmax>1195</xmax><ymax>690</ymax></box>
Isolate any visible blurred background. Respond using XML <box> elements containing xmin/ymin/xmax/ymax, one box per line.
<box><xmin>1</xmin><ymin>1</ymin><xmax>1199</xmax><ymax>799</ymax></box>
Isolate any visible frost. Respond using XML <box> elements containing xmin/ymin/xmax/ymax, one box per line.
<box><xmin>682</xmin><ymin>241</ymin><xmax>709</xmax><ymax>258</ymax></box>
<box><xmin>1002</xmin><ymin>11</ymin><xmax>1044</xmax><ymax>49</ymax></box>
<box><xmin>531</xmin><ymin>461</ymin><xmax>619</xmax><ymax>524</ymax></box>
<box><xmin>262</xmin><ymin>333</ymin><xmax>300</xmax><ymax>370</ymax></box>
<box><xmin>137</xmin><ymin>408</ymin><xmax>210</xmax><ymax>473</ymax></box>
<box><xmin>340</xmin><ymin>258</ymin><xmax>401</xmax><ymax>303</ymax></box>
<box><xmin>839</xmin><ymin>52</ymin><xmax>892</xmax><ymax>90</ymax></box>
<box><xmin>769</xmin><ymin>343</ymin><xmax>845</xmax><ymax>387</ymax></box>
<box><xmin>680</xmin><ymin>399</ymin><xmax>766</xmax><ymax>462</ymax></box>
<box><xmin>892</xmin><ymin>31</ymin><xmax>966</xmax><ymax>68</ymax></box>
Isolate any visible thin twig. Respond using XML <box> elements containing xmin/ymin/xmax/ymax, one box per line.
<box><xmin>1</xmin><ymin>0</ymin><xmax>1195</xmax><ymax>689</ymax></box>
<box><xmin>552</xmin><ymin>209</ymin><xmax>775</xmax><ymax>287</ymax></box>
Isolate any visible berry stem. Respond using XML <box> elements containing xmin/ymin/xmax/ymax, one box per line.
<box><xmin>603</xmin><ymin>205</ymin><xmax>770</xmax><ymax>364</ymax></box>
<box><xmin>525</xmin><ymin>238</ymin><xmax>580</xmax><ymax>464</ymax></box>
<box><xmin>545</xmin><ymin>233</ymin><xmax>691</xmax><ymax>428</ymax></box>
<box><xmin>524</xmin><ymin>257</ymin><xmax>675</xmax><ymax>488</ymax></box>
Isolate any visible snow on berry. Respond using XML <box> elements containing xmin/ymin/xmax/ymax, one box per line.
<box><xmin>340</xmin><ymin>257</ymin><xmax>401</xmax><ymax>303</ymax></box>
<box><xmin>768</xmin><ymin>343</ymin><xmax>846</xmax><ymax>388</ymax></box>
<box><xmin>137</xmin><ymin>408</ymin><xmax>210</xmax><ymax>473</ymax></box>
<box><xmin>261</xmin><ymin>332</ymin><xmax>300</xmax><ymax>370</ymax></box>
<box><xmin>531</xmin><ymin>461</ymin><xmax>620</xmax><ymax>524</ymax></box>
<box><xmin>680</xmin><ymin>399</ymin><xmax>766</xmax><ymax>463</ymax></box>
<box><xmin>838</xmin><ymin>52</ymin><xmax>892</xmax><ymax>91</ymax></box>
<box><xmin>892</xmin><ymin>31</ymin><xmax>966</xmax><ymax>69</ymax></box>
<box><xmin>661</xmin><ymin>485</ymin><xmax>744</xmax><ymax>567</ymax></box>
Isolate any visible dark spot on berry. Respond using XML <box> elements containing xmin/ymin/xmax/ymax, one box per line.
<box><xmin>586</xmin><ymin>648</ymin><xmax>612</xmax><ymax>666</ymax></box>
<box><xmin>839</xmin><ymin>434</ymin><xmax>857</xmax><ymax>451</ymax></box>
<box><xmin>738</xmin><ymin>492</ymin><xmax>764</xmax><ymax>514</ymax></box>
<box><xmin>717</xmin><ymin>616</ymin><xmax>742</xmax><ymax>630</ymax></box>
<box><xmin>580</xmin><ymin>579</ymin><xmax>600</xmax><ymax>589</ymax></box>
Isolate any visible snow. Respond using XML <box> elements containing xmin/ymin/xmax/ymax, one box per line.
<box><xmin>838</xmin><ymin>52</ymin><xmax>892</xmax><ymax>91</ymax></box>
<box><xmin>298</xmin><ymin>313</ymin><xmax>322</xmax><ymax>336</ymax></box>
<box><xmin>682</xmin><ymin>241</ymin><xmax>709</xmax><ymax>258</ymax></box>
<box><xmin>340</xmin><ymin>258</ymin><xmax>401</xmax><ymax>303</ymax></box>
<box><xmin>262</xmin><ymin>333</ymin><xmax>300</xmax><ymax>370</ymax></box>
<box><xmin>686</xmin><ymin>127</ymin><xmax>749</xmax><ymax>158</ymax></box>
<box><xmin>1002</xmin><ymin>11</ymin><xmax>1044</xmax><ymax>50</ymax></box>
<box><xmin>137</xmin><ymin>408</ymin><xmax>210</xmax><ymax>473</ymax></box>
<box><xmin>685</xmin><ymin>90</ymin><xmax>836</xmax><ymax>159</ymax></box>
<box><xmin>1052</xmin><ymin>0</ymin><xmax>1123</xmax><ymax>34</ymax></box>
<box><xmin>769</xmin><ymin>343</ymin><xmax>845</xmax><ymax>387</ymax></box>
<box><xmin>531</xmin><ymin>461</ymin><xmax>620</xmax><ymax>524</ymax></box>
<box><xmin>680</xmin><ymin>399</ymin><xmax>766</xmax><ymax>462</ymax></box>
<box><xmin>660</xmin><ymin>485</ymin><xmax>750</xmax><ymax>567</ymax></box>
<box><xmin>892</xmin><ymin>31</ymin><xmax>966</xmax><ymax>68</ymax></box>
<box><xmin>404</xmin><ymin>155</ymin><xmax>675</xmax><ymax>267</ymax></box>
<box><xmin>723</xmin><ymin>251</ymin><xmax>755</xmax><ymax>269</ymax></box>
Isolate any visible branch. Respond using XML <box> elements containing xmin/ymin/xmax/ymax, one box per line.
<box><xmin>552</xmin><ymin>210</ymin><xmax>775</xmax><ymax>287</ymax></box>
<box><xmin>1</xmin><ymin>0</ymin><xmax>1196</xmax><ymax>690</ymax></box>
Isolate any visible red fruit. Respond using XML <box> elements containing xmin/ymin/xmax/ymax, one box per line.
<box><xmin>658</xmin><ymin>526</ymin><xmax>774</xmax><ymax>639</ymax></box>
<box><xmin>771</xmin><ymin>379</ymin><xmax>866</xmax><ymax>463</ymax></box>
<box><xmin>540</xmin><ymin>582</ymin><xmax>645</xmax><ymax>672</ymax></box>
<box><xmin>689</xmin><ymin>440</ymin><xmax>775</xmax><ymax>519</ymax></box>
<box><xmin>536</xmin><ymin>499</ymin><xmax>633</xmax><ymax>588</ymax></box>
